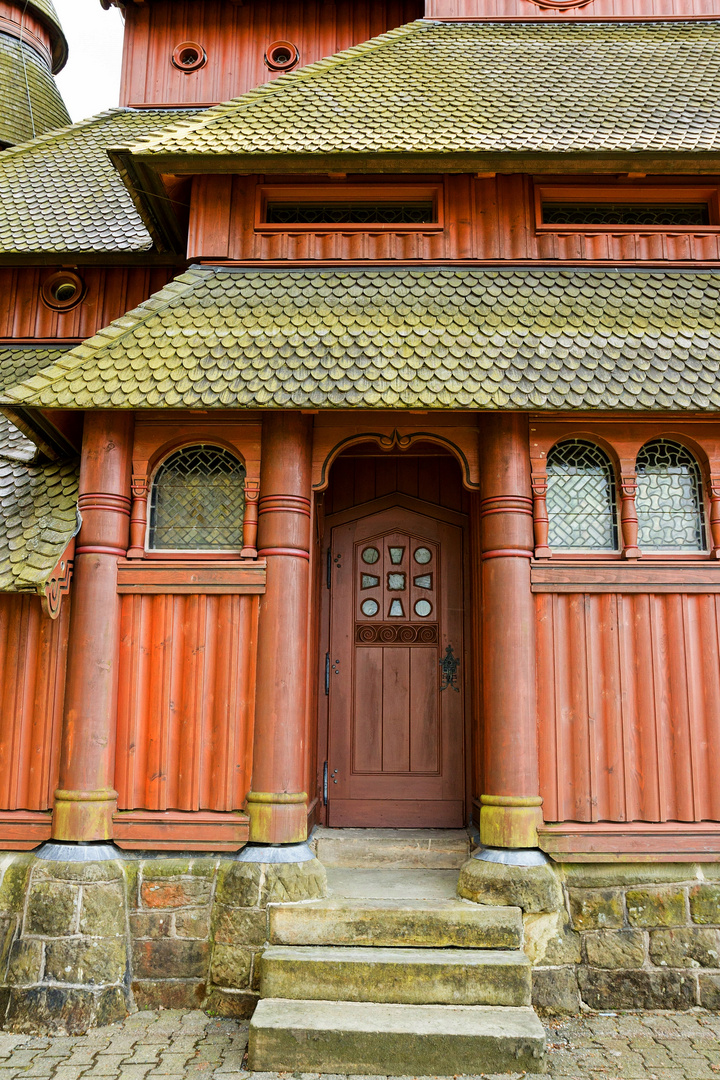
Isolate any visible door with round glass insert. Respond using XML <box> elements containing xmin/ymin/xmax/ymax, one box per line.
<box><xmin>327</xmin><ymin>504</ymin><xmax>464</xmax><ymax>828</ymax></box>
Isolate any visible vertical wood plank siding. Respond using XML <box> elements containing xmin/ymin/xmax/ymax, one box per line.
<box><xmin>120</xmin><ymin>0</ymin><xmax>423</xmax><ymax>106</ymax></box>
<box><xmin>191</xmin><ymin>175</ymin><xmax>720</xmax><ymax>264</ymax></box>
<box><xmin>115</xmin><ymin>593</ymin><xmax>258</xmax><ymax>812</ymax></box>
<box><xmin>0</xmin><ymin>267</ymin><xmax>175</xmax><ymax>341</ymax></box>
<box><xmin>427</xmin><ymin>0</ymin><xmax>715</xmax><ymax>16</ymax></box>
<box><xmin>0</xmin><ymin>595</ymin><xmax>68</xmax><ymax>811</ymax></box>
<box><xmin>537</xmin><ymin>592</ymin><xmax>720</xmax><ymax>824</ymax></box>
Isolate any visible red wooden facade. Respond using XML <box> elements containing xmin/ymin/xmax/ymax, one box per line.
<box><xmin>1</xmin><ymin>0</ymin><xmax>719</xmax><ymax>861</ymax></box>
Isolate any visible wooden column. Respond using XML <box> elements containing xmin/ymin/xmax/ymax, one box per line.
<box><xmin>52</xmin><ymin>412</ymin><xmax>133</xmax><ymax>841</ymax></box>
<box><xmin>479</xmin><ymin>414</ymin><xmax>542</xmax><ymax>849</ymax></box>
<box><xmin>247</xmin><ymin>413</ymin><xmax>312</xmax><ymax>844</ymax></box>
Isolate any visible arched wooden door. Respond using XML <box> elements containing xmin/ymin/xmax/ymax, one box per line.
<box><xmin>327</xmin><ymin>502</ymin><xmax>465</xmax><ymax>827</ymax></box>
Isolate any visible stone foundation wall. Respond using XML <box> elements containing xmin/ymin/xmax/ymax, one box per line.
<box><xmin>0</xmin><ymin>852</ymin><xmax>325</xmax><ymax>1035</ymax></box>
<box><xmin>458</xmin><ymin>858</ymin><xmax>720</xmax><ymax>1016</ymax></box>
<box><xmin>0</xmin><ymin>849</ymin><xmax>717</xmax><ymax>1032</ymax></box>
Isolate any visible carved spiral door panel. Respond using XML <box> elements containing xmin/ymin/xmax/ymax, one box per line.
<box><xmin>327</xmin><ymin>504</ymin><xmax>465</xmax><ymax>827</ymax></box>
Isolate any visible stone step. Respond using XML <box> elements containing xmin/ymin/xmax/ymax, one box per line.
<box><xmin>259</xmin><ymin>945</ymin><xmax>531</xmax><ymax>1006</ymax></box>
<box><xmin>313</xmin><ymin>827</ymin><xmax>471</xmax><ymax>868</ymax></box>
<box><xmin>269</xmin><ymin>897</ymin><xmax>523</xmax><ymax>949</ymax></box>
<box><xmin>249</xmin><ymin>999</ymin><xmax>547</xmax><ymax>1075</ymax></box>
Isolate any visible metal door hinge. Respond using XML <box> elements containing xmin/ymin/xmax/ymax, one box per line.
<box><xmin>440</xmin><ymin>643</ymin><xmax>461</xmax><ymax>692</ymax></box>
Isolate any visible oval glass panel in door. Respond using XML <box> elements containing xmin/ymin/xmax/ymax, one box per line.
<box><xmin>414</xmin><ymin>547</ymin><xmax>432</xmax><ymax>564</ymax></box>
<box><xmin>362</xmin><ymin>547</ymin><xmax>380</xmax><ymax>564</ymax></box>
<box><xmin>361</xmin><ymin>598</ymin><xmax>379</xmax><ymax>617</ymax></box>
<box><xmin>414</xmin><ymin>599</ymin><xmax>432</xmax><ymax>617</ymax></box>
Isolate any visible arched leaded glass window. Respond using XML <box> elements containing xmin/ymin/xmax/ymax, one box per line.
<box><xmin>546</xmin><ymin>439</ymin><xmax>618</xmax><ymax>551</ymax></box>
<box><xmin>636</xmin><ymin>440</ymin><xmax>706</xmax><ymax>551</ymax></box>
<box><xmin>148</xmin><ymin>444</ymin><xmax>246</xmax><ymax>551</ymax></box>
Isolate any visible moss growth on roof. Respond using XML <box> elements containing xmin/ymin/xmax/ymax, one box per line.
<box><xmin>0</xmin><ymin>32</ymin><xmax>69</xmax><ymax>147</ymax></box>
<box><xmin>0</xmin><ymin>346</ymin><xmax>78</xmax><ymax>593</ymax></box>
<box><xmin>0</xmin><ymin>107</ymin><xmax>199</xmax><ymax>254</ymax></box>
<box><xmin>126</xmin><ymin>20</ymin><xmax>720</xmax><ymax>162</ymax></box>
<box><xmin>3</xmin><ymin>267</ymin><xmax>719</xmax><ymax>412</ymax></box>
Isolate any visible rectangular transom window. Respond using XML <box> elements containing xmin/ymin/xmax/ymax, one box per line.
<box><xmin>256</xmin><ymin>184</ymin><xmax>443</xmax><ymax>231</ymax></box>
<box><xmin>535</xmin><ymin>185</ymin><xmax>720</xmax><ymax>231</ymax></box>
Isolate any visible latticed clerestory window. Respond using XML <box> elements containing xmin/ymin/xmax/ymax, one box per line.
<box><xmin>546</xmin><ymin>439</ymin><xmax>618</xmax><ymax>551</ymax></box>
<box><xmin>148</xmin><ymin>444</ymin><xmax>246</xmax><ymax>551</ymax></box>
<box><xmin>635</xmin><ymin>440</ymin><xmax>706</xmax><ymax>551</ymax></box>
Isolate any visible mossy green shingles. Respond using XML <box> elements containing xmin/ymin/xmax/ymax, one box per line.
<box><xmin>0</xmin><ymin>346</ymin><xmax>78</xmax><ymax>593</ymax></box>
<box><xmin>129</xmin><ymin>21</ymin><xmax>720</xmax><ymax>159</ymax></box>
<box><xmin>0</xmin><ymin>34</ymin><xmax>69</xmax><ymax>147</ymax></box>
<box><xmin>0</xmin><ymin>107</ymin><xmax>198</xmax><ymax>254</ymax></box>
<box><xmin>3</xmin><ymin>267</ymin><xmax>719</xmax><ymax>412</ymax></box>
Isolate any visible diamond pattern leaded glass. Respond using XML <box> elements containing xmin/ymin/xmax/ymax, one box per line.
<box><xmin>636</xmin><ymin>440</ymin><xmax>706</xmax><ymax>551</ymax></box>
<box><xmin>542</xmin><ymin>203</ymin><xmax>710</xmax><ymax>226</ymax></box>
<box><xmin>546</xmin><ymin>440</ymin><xmax>618</xmax><ymax>551</ymax></box>
<box><xmin>148</xmin><ymin>444</ymin><xmax>245</xmax><ymax>550</ymax></box>
<box><xmin>265</xmin><ymin>201</ymin><xmax>435</xmax><ymax>225</ymax></box>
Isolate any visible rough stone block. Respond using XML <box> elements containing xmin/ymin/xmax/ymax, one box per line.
<box><xmin>204</xmin><ymin>987</ymin><xmax>258</xmax><ymax>1019</ymax></box>
<box><xmin>79</xmin><ymin>883</ymin><xmax>126</xmax><ymax>937</ymax></box>
<box><xmin>33</xmin><ymin>861</ymin><xmax>123</xmax><ymax>883</ymax></box>
<box><xmin>649</xmin><ymin>927</ymin><xmax>720</xmax><ymax>968</ymax></box>
<box><xmin>457</xmin><ymin>858</ymin><xmax>563</xmax><ymax>914</ymax></box>
<box><xmin>5</xmin><ymin>985</ymin><xmax>128</xmax><ymax>1035</ymax></box>
<box><xmin>132</xmin><ymin>979</ymin><xmax>207</xmax><ymax>1011</ymax></box>
<box><xmin>523</xmin><ymin>910</ymin><xmax>580</xmax><ymax>965</ymax></box>
<box><xmin>215</xmin><ymin>863</ymin><xmax>264</xmax><ymax>908</ymax></box>
<box><xmin>260</xmin><ymin>861</ymin><xmax>327</xmax><ymax>905</ymax></box>
<box><xmin>626</xmin><ymin>886</ymin><xmax>687</xmax><ymax>927</ymax></box>
<box><xmin>563</xmin><ymin>864</ymin><xmax>697</xmax><ymax>888</ymax></box>
<box><xmin>699</xmin><ymin>973</ymin><xmax>720</xmax><ymax>1009</ymax></box>
<box><xmin>210</xmin><ymin>944</ymin><xmax>253</xmax><ymax>988</ymax></box>
<box><xmin>689</xmin><ymin>883</ymin><xmax>720</xmax><ymax>925</ymax></box>
<box><xmin>140</xmin><ymin>878</ymin><xmax>212</xmax><ymax>910</ymax></box>
<box><xmin>44</xmin><ymin>939</ymin><xmax>127</xmax><ymax>985</ymax></box>
<box><xmin>568</xmin><ymin>888</ymin><xmax>623</xmax><ymax>931</ymax></box>
<box><xmin>5</xmin><ymin>939</ymin><xmax>43</xmax><ymax>985</ymax></box>
<box><xmin>0</xmin><ymin>914</ymin><xmax>16</xmax><ymax>976</ymax></box>
<box><xmin>129</xmin><ymin>911</ymin><xmax>171</xmax><ymax>939</ymax></box>
<box><xmin>175</xmin><ymin>910</ymin><xmax>210</xmax><ymax>939</ymax></box>
<box><xmin>584</xmin><ymin>929</ymin><xmax>646</xmax><ymax>969</ymax></box>
<box><xmin>213</xmin><ymin>905</ymin><xmax>267</xmax><ymax>946</ymax></box>
<box><xmin>140</xmin><ymin>859</ymin><xmax>190</xmax><ymax>878</ymax></box>
<box><xmin>132</xmin><ymin>938</ymin><xmax>209</xmax><ymax>981</ymax></box>
<box><xmin>532</xmin><ymin>967</ymin><xmax>580</xmax><ymax>1015</ymax></box>
<box><xmin>578</xmin><ymin>967</ymin><xmax>696</xmax><ymax>1010</ymax></box>
<box><xmin>0</xmin><ymin>855</ymin><xmax>34</xmax><ymax>912</ymax></box>
<box><xmin>25</xmin><ymin>882</ymin><xmax>77</xmax><ymax>937</ymax></box>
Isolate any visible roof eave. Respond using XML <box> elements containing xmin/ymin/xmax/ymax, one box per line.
<box><xmin>1</xmin><ymin>407</ymin><xmax>78</xmax><ymax>461</ymax></box>
<box><xmin>109</xmin><ymin>149</ymin><xmax>187</xmax><ymax>255</ymax></box>
<box><xmin>124</xmin><ymin>149</ymin><xmax>720</xmax><ymax>176</ymax></box>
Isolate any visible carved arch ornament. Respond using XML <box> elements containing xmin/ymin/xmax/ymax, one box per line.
<box><xmin>529</xmin><ymin>419</ymin><xmax>720</xmax><ymax>560</ymax></box>
<box><xmin>312</xmin><ymin>427</ymin><xmax>480</xmax><ymax>492</ymax></box>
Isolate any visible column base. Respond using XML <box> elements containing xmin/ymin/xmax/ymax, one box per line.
<box><xmin>236</xmin><ymin>842</ymin><xmax>315</xmax><ymax>864</ymax></box>
<box><xmin>52</xmin><ymin>789</ymin><xmax>118</xmax><ymax>843</ymax></box>
<box><xmin>37</xmin><ymin>841</ymin><xmax>121</xmax><ymax>862</ymax></box>
<box><xmin>246</xmin><ymin>791</ymin><xmax>308</xmax><ymax>845</ymax></box>
<box><xmin>480</xmin><ymin>794</ymin><xmax>543</xmax><ymax>849</ymax></box>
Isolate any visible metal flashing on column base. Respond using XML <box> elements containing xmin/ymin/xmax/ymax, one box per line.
<box><xmin>473</xmin><ymin>846</ymin><xmax>550</xmax><ymax>867</ymax></box>
<box><xmin>235</xmin><ymin>842</ymin><xmax>315</xmax><ymax>863</ymax></box>
<box><xmin>36</xmin><ymin>841</ymin><xmax>121</xmax><ymax>862</ymax></box>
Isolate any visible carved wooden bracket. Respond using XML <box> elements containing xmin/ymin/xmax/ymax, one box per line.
<box><xmin>241</xmin><ymin>479</ymin><xmax>260</xmax><ymax>559</ymax></box>
<box><xmin>127</xmin><ymin>472</ymin><xmax>149</xmax><ymax>559</ymax></box>
<box><xmin>709</xmin><ymin>475</ymin><xmax>720</xmax><ymax>559</ymax></box>
<box><xmin>41</xmin><ymin>537</ymin><xmax>75</xmax><ymax>619</ymax></box>
<box><xmin>531</xmin><ymin>472</ymin><xmax>551</xmax><ymax>558</ymax></box>
<box><xmin>620</xmin><ymin>473</ymin><xmax>640</xmax><ymax>559</ymax></box>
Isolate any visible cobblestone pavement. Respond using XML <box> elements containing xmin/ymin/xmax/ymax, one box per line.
<box><xmin>0</xmin><ymin>1009</ymin><xmax>718</xmax><ymax>1079</ymax></box>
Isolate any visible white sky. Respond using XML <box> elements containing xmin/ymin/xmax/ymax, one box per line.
<box><xmin>54</xmin><ymin>0</ymin><xmax>125</xmax><ymax>122</ymax></box>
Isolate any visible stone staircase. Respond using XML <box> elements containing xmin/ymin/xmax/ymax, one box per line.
<box><xmin>248</xmin><ymin>830</ymin><xmax>547</xmax><ymax>1075</ymax></box>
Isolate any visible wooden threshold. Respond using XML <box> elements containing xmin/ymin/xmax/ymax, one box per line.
<box><xmin>0</xmin><ymin>811</ymin><xmax>52</xmax><ymax>850</ymax></box>
<box><xmin>112</xmin><ymin>809</ymin><xmax>249</xmax><ymax>851</ymax></box>
<box><xmin>540</xmin><ymin>821</ymin><xmax>720</xmax><ymax>862</ymax></box>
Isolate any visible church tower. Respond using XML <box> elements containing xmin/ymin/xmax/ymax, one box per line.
<box><xmin>0</xmin><ymin>0</ymin><xmax>69</xmax><ymax>148</ymax></box>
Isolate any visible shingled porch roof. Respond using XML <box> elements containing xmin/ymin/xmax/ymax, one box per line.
<box><xmin>118</xmin><ymin>20</ymin><xmax>720</xmax><ymax>170</ymax></box>
<box><xmin>1</xmin><ymin>267</ymin><xmax>719</xmax><ymax>412</ymax></box>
